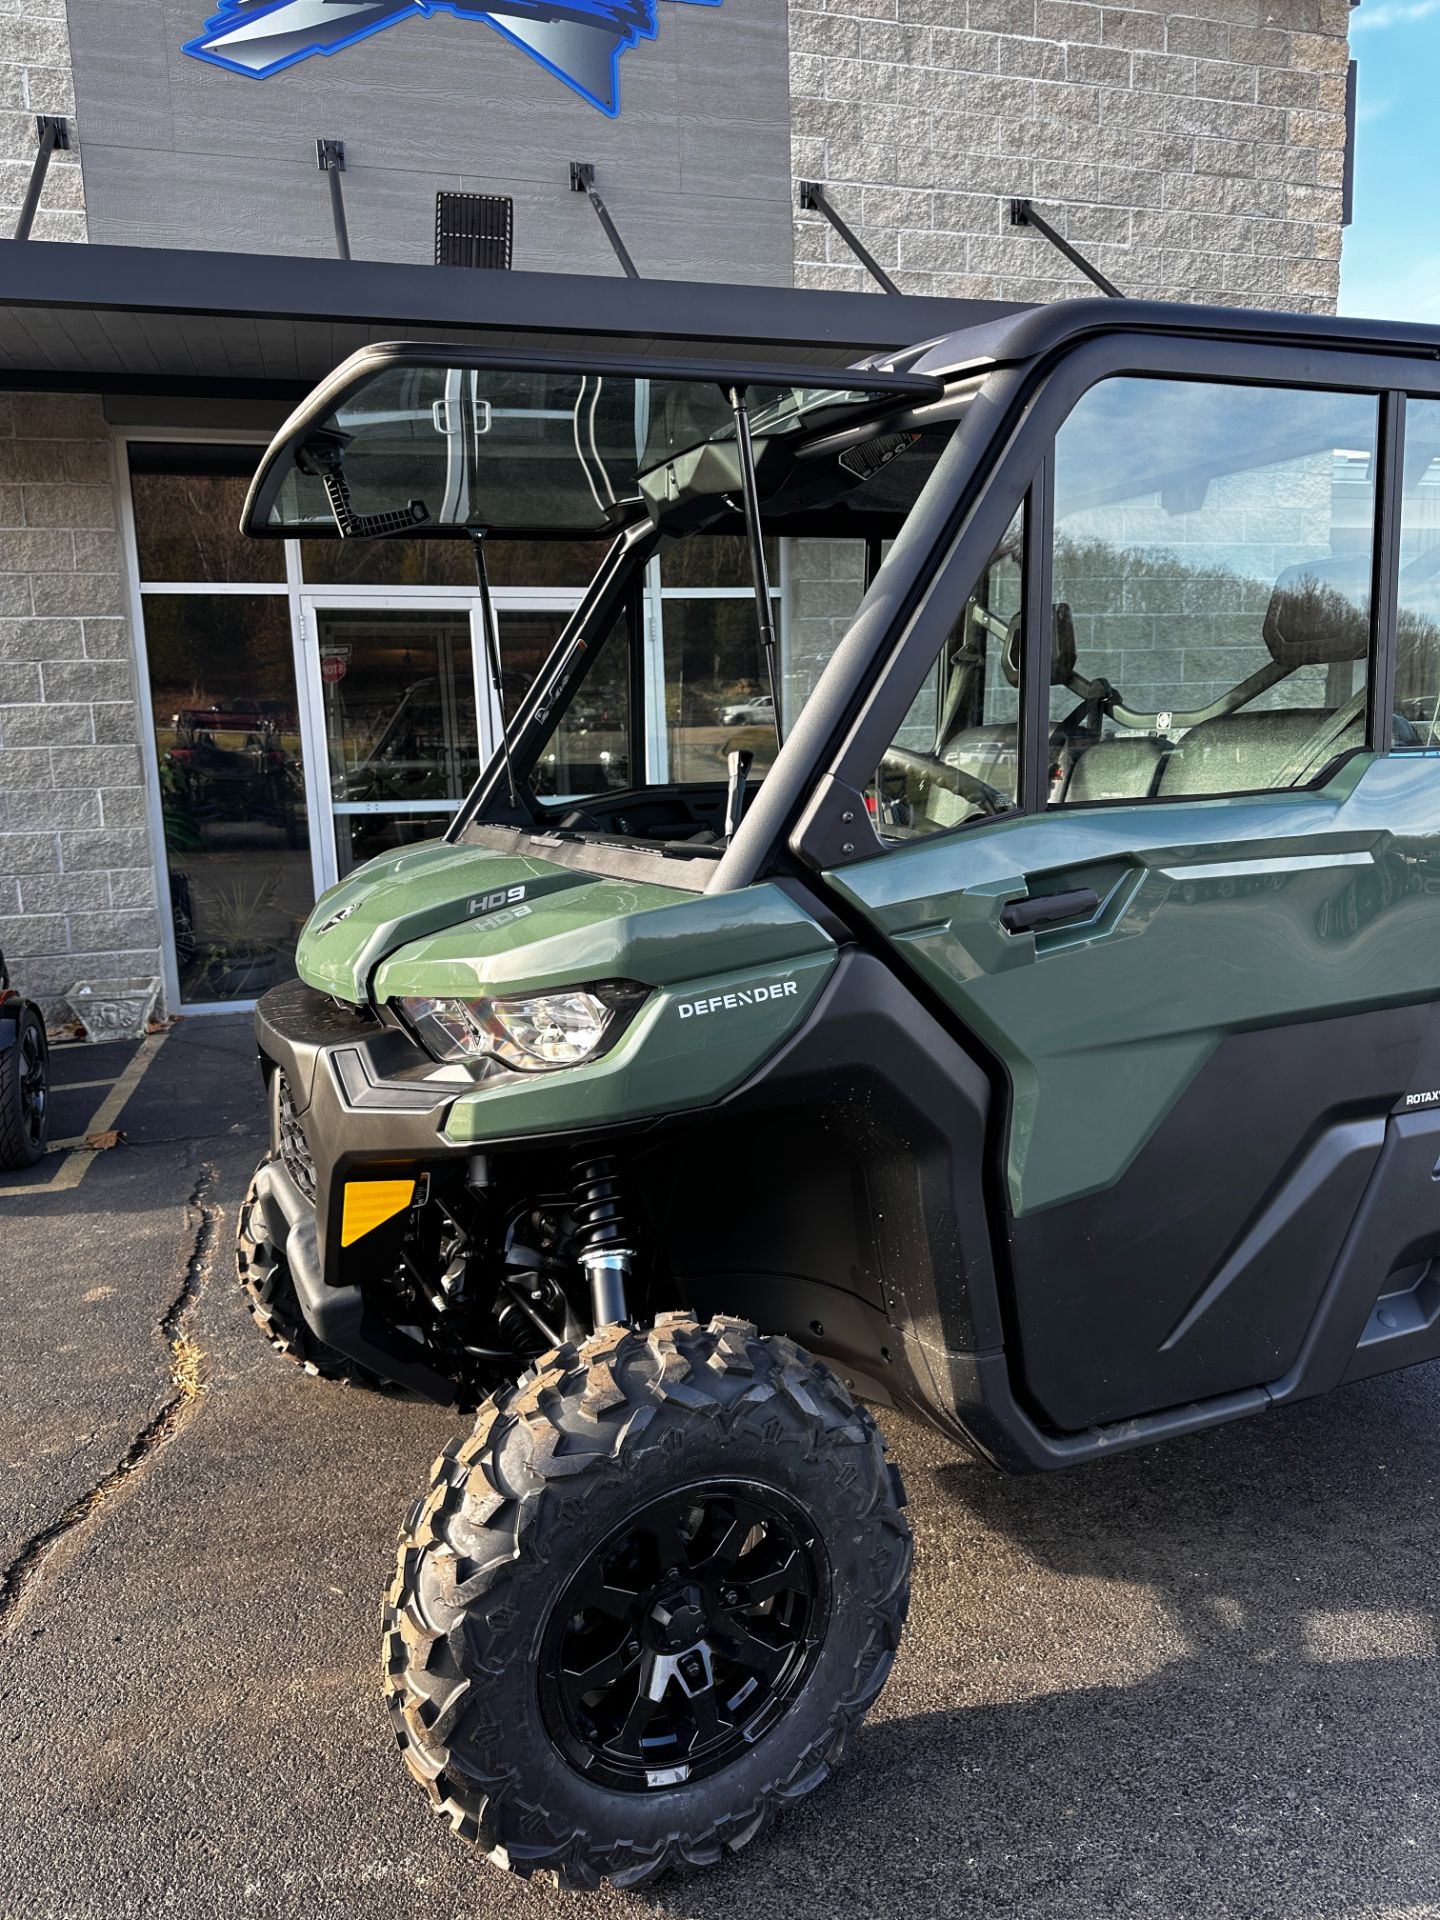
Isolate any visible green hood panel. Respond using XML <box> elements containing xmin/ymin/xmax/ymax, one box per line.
<box><xmin>296</xmin><ymin>840</ymin><xmax>604</xmax><ymax>1002</ymax></box>
<box><xmin>372</xmin><ymin>876</ymin><xmax>836</xmax><ymax>1000</ymax></box>
<box><xmin>299</xmin><ymin>838</ymin><xmax>839</xmax><ymax>1135</ymax></box>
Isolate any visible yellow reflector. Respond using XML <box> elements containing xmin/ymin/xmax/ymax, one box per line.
<box><xmin>340</xmin><ymin>1178</ymin><xmax>415</xmax><ymax>1247</ymax></box>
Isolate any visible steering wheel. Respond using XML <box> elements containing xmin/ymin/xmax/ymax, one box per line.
<box><xmin>880</xmin><ymin>743</ymin><xmax>1011</xmax><ymax>817</ymax></box>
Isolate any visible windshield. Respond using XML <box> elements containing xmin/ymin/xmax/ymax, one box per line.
<box><xmin>467</xmin><ymin>423</ymin><xmax>957</xmax><ymax>854</ymax></box>
<box><xmin>248</xmin><ymin>357</ymin><xmax>934</xmax><ymax>541</ymax></box>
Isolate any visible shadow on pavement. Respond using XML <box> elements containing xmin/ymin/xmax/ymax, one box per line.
<box><xmin>652</xmin><ymin>1371</ymin><xmax>1440</xmax><ymax>1920</ymax></box>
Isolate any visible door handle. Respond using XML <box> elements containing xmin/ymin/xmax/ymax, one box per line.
<box><xmin>999</xmin><ymin>887</ymin><xmax>1100</xmax><ymax>934</ymax></box>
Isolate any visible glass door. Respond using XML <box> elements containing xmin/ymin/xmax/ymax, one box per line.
<box><xmin>300</xmin><ymin>599</ymin><xmax>481</xmax><ymax>882</ymax></box>
<box><xmin>299</xmin><ymin>596</ymin><xmax>579</xmax><ymax>887</ymax></box>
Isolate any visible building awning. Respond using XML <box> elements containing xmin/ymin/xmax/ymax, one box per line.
<box><xmin>0</xmin><ymin>240</ymin><xmax>1021</xmax><ymax>401</ymax></box>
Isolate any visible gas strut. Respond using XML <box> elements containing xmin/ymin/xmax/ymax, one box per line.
<box><xmin>727</xmin><ymin>386</ymin><xmax>784</xmax><ymax>753</ymax></box>
<box><xmin>468</xmin><ymin>527</ymin><xmax>519</xmax><ymax>811</ymax></box>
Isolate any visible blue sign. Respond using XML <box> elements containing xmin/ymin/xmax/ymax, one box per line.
<box><xmin>184</xmin><ymin>0</ymin><xmax>723</xmax><ymax>117</ymax></box>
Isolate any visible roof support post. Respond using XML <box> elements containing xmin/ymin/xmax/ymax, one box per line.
<box><xmin>12</xmin><ymin>116</ymin><xmax>70</xmax><ymax>243</ymax></box>
<box><xmin>1008</xmin><ymin>198</ymin><xmax>1121</xmax><ymax>298</ymax></box>
<box><xmin>797</xmin><ymin>181</ymin><xmax>900</xmax><ymax>296</ymax></box>
<box><xmin>569</xmin><ymin>162</ymin><xmax>638</xmax><ymax>279</ymax></box>
<box><xmin>317</xmin><ymin>139</ymin><xmax>351</xmax><ymax>261</ymax></box>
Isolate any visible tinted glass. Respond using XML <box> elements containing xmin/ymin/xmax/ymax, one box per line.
<box><xmin>298</xmin><ymin>534</ymin><xmax>609</xmax><ymax>589</ymax></box>
<box><xmin>658</xmin><ymin>534</ymin><xmax>779</xmax><ymax>588</ymax></box>
<box><xmin>1049</xmin><ymin>377</ymin><xmax>1378</xmax><ymax>805</ymax></box>
<box><xmin>143</xmin><ymin>594</ymin><xmax>309</xmax><ymax>1003</ymax></box>
<box><xmin>132</xmin><ymin>465</ymin><xmax>284</xmax><ymax>584</ymax></box>
<box><xmin>661</xmin><ymin>596</ymin><xmax>782</xmax><ymax>780</ymax></box>
<box><xmin>532</xmin><ymin>614</ymin><xmax>632</xmax><ymax>800</ymax></box>
<box><xmin>870</xmin><ymin>512</ymin><xmax>1024</xmax><ymax>840</ymax></box>
<box><xmin>336</xmin><ymin>814</ymin><xmax>448</xmax><ymax>874</ymax></box>
<box><xmin>1395</xmin><ymin>399</ymin><xmax>1440</xmax><ymax>747</ymax></box>
<box><xmin>313</xmin><ymin>608</ymin><xmax>476</xmax><ymax>808</ymax></box>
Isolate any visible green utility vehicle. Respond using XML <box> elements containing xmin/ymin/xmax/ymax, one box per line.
<box><xmin>238</xmin><ymin>302</ymin><xmax>1440</xmax><ymax>1889</ymax></box>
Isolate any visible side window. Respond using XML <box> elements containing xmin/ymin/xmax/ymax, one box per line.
<box><xmin>869</xmin><ymin>510</ymin><xmax>1024</xmax><ymax>842</ymax></box>
<box><xmin>1396</xmin><ymin>400</ymin><xmax>1440</xmax><ymax>747</ymax></box>
<box><xmin>1050</xmin><ymin>377</ymin><xmax>1379</xmax><ymax>806</ymax></box>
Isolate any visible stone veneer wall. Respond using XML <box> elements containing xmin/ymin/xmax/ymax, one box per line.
<box><xmin>0</xmin><ymin>394</ymin><xmax>165</xmax><ymax>1013</ymax></box>
<box><xmin>791</xmin><ymin>0</ymin><xmax>1354</xmax><ymax>312</ymax></box>
<box><xmin>1</xmin><ymin>0</ymin><xmax>86</xmax><ymax>241</ymax></box>
<box><xmin>0</xmin><ymin>2</ymin><xmax>164</xmax><ymax>1013</ymax></box>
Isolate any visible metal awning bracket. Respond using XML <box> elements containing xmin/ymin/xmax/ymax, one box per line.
<box><xmin>1009</xmin><ymin>198</ymin><xmax>1122</xmax><ymax>298</ymax></box>
<box><xmin>317</xmin><ymin>138</ymin><xmax>351</xmax><ymax>261</ymax></box>
<box><xmin>798</xmin><ymin>181</ymin><xmax>900</xmax><ymax>297</ymax></box>
<box><xmin>570</xmin><ymin>161</ymin><xmax>639</xmax><ymax>279</ymax></box>
<box><xmin>13</xmin><ymin>116</ymin><xmax>70</xmax><ymax>243</ymax></box>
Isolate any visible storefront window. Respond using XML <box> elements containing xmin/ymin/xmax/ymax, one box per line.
<box><xmin>299</xmin><ymin>537</ymin><xmax>608</xmax><ymax>589</ymax></box>
<box><xmin>130</xmin><ymin>445</ymin><xmax>284</xmax><ymax>583</ymax></box>
<box><xmin>142</xmin><ymin>593</ymin><xmax>310</xmax><ymax>1003</ymax></box>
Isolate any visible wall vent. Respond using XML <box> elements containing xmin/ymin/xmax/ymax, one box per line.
<box><xmin>435</xmin><ymin>192</ymin><xmax>514</xmax><ymax>270</ymax></box>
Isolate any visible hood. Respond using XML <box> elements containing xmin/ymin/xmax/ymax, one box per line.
<box><xmin>296</xmin><ymin>840</ymin><xmax>646</xmax><ymax>1002</ymax></box>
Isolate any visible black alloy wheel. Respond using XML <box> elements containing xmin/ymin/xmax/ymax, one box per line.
<box><xmin>18</xmin><ymin>1021</ymin><xmax>46</xmax><ymax>1152</ymax></box>
<box><xmin>0</xmin><ymin>1005</ymin><xmax>48</xmax><ymax>1170</ymax></box>
<box><xmin>539</xmin><ymin>1481</ymin><xmax>827</xmax><ymax>1793</ymax></box>
<box><xmin>385</xmin><ymin>1314</ymin><xmax>912</xmax><ymax>1890</ymax></box>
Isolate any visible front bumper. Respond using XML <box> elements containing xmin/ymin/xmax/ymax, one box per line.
<box><xmin>252</xmin><ymin>978</ymin><xmax>476</xmax><ymax>1398</ymax></box>
<box><xmin>245</xmin><ymin>1152</ymin><xmax>456</xmax><ymax>1399</ymax></box>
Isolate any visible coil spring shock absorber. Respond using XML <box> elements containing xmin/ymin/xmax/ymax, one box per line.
<box><xmin>572</xmin><ymin>1153</ymin><xmax>633</xmax><ymax>1329</ymax></box>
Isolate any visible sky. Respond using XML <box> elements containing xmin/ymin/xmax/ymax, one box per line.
<box><xmin>1338</xmin><ymin>0</ymin><xmax>1440</xmax><ymax>320</ymax></box>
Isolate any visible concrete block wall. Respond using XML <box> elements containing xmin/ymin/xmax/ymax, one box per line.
<box><xmin>1</xmin><ymin>0</ymin><xmax>87</xmax><ymax>242</ymax></box>
<box><xmin>0</xmin><ymin>393</ymin><xmax>165</xmax><ymax>1013</ymax></box>
<box><xmin>791</xmin><ymin>0</ymin><xmax>1353</xmax><ymax>312</ymax></box>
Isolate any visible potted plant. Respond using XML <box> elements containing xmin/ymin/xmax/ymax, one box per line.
<box><xmin>196</xmin><ymin>875</ymin><xmax>282</xmax><ymax>999</ymax></box>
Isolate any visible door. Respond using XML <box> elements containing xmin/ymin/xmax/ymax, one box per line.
<box><xmin>299</xmin><ymin>597</ymin><xmax>574</xmax><ymax>885</ymax></box>
<box><xmin>828</xmin><ymin>368</ymin><xmax>1440</xmax><ymax>1433</ymax></box>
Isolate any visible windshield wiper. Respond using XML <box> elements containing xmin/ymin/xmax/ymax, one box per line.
<box><xmin>468</xmin><ymin>528</ymin><xmax>519</xmax><ymax>813</ymax></box>
<box><xmin>727</xmin><ymin>385</ymin><xmax>784</xmax><ymax>755</ymax></box>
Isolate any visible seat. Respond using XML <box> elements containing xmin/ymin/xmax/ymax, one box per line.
<box><xmin>1064</xmin><ymin>736</ymin><xmax>1164</xmax><ymax>802</ymax></box>
<box><xmin>1156</xmin><ymin>708</ymin><xmax>1362</xmax><ymax>797</ymax></box>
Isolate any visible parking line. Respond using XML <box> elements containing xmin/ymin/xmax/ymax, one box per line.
<box><xmin>0</xmin><ymin>1031</ymin><xmax>169</xmax><ymax>1199</ymax></box>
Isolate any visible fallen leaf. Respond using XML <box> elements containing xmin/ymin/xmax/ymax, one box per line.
<box><xmin>85</xmin><ymin>1128</ymin><xmax>124</xmax><ymax>1151</ymax></box>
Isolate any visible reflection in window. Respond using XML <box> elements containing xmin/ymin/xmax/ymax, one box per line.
<box><xmin>661</xmin><ymin>597</ymin><xmax>781</xmax><ymax>781</ymax></box>
<box><xmin>143</xmin><ymin>594</ymin><xmax>309</xmax><ymax>1003</ymax></box>
<box><xmin>131</xmin><ymin>448</ymin><xmax>284</xmax><ymax>584</ymax></box>
<box><xmin>533</xmin><ymin>614</ymin><xmax>631</xmax><ymax>800</ymax></box>
<box><xmin>336</xmin><ymin>813</ymin><xmax>450</xmax><ymax>871</ymax></box>
<box><xmin>1396</xmin><ymin>400</ymin><xmax>1440</xmax><ymax>747</ymax></box>
<box><xmin>870</xmin><ymin>512</ymin><xmax>1024</xmax><ymax>841</ymax></box>
<box><xmin>316</xmin><ymin>609</ymin><xmax>476</xmax><ymax>808</ymax></box>
<box><xmin>1049</xmin><ymin>377</ymin><xmax>1378</xmax><ymax>804</ymax></box>
<box><xmin>299</xmin><ymin>536</ymin><xmax>608</xmax><ymax>590</ymax></box>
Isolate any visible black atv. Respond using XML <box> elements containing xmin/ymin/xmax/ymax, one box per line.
<box><xmin>0</xmin><ymin>949</ymin><xmax>49</xmax><ymax>1170</ymax></box>
<box><xmin>236</xmin><ymin>303</ymin><xmax>1440</xmax><ymax>1888</ymax></box>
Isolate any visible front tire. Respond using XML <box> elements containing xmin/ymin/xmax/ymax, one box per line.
<box><xmin>383</xmin><ymin>1313</ymin><xmax>911</xmax><ymax>1890</ymax></box>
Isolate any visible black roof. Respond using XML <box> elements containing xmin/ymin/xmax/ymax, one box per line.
<box><xmin>893</xmin><ymin>297</ymin><xmax>1440</xmax><ymax>380</ymax></box>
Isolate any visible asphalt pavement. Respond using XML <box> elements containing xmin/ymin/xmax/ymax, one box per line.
<box><xmin>4</xmin><ymin>1015</ymin><xmax>1440</xmax><ymax>1919</ymax></box>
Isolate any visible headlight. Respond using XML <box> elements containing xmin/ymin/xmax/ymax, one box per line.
<box><xmin>396</xmin><ymin>983</ymin><xmax>644</xmax><ymax>1072</ymax></box>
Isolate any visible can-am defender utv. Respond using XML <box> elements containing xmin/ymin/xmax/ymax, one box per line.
<box><xmin>238</xmin><ymin>302</ymin><xmax>1440</xmax><ymax>1889</ymax></box>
